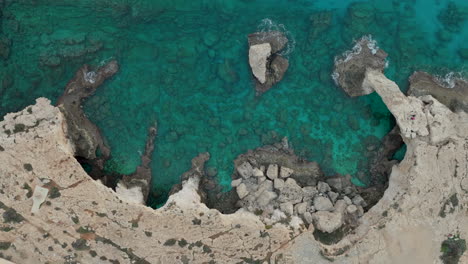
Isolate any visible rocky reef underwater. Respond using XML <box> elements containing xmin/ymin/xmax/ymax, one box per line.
<box><xmin>0</xmin><ymin>0</ymin><xmax>468</xmax><ymax>263</ymax></box>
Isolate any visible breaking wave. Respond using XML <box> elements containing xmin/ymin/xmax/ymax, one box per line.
<box><xmin>257</xmin><ymin>18</ymin><xmax>296</xmax><ymax>56</ymax></box>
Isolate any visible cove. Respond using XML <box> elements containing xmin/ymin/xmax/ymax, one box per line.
<box><xmin>0</xmin><ymin>0</ymin><xmax>466</xmax><ymax>207</ymax></box>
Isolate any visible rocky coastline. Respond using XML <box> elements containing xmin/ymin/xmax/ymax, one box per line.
<box><xmin>0</xmin><ymin>35</ymin><xmax>467</xmax><ymax>264</ymax></box>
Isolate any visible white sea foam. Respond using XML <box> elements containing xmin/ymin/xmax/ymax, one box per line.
<box><xmin>334</xmin><ymin>35</ymin><xmax>379</xmax><ymax>65</ymax></box>
<box><xmin>434</xmin><ymin>72</ymin><xmax>466</xmax><ymax>89</ymax></box>
<box><xmin>331</xmin><ymin>71</ymin><xmax>340</xmax><ymax>86</ymax></box>
<box><xmin>84</xmin><ymin>71</ymin><xmax>97</xmax><ymax>84</ymax></box>
<box><xmin>257</xmin><ymin>18</ymin><xmax>296</xmax><ymax>56</ymax></box>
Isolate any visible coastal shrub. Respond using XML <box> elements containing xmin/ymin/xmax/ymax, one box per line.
<box><xmin>13</xmin><ymin>123</ymin><xmax>25</xmax><ymax>133</ymax></box>
<box><xmin>440</xmin><ymin>234</ymin><xmax>466</xmax><ymax>264</ymax></box>
<box><xmin>48</xmin><ymin>187</ymin><xmax>61</xmax><ymax>199</ymax></box>
<box><xmin>2</xmin><ymin>208</ymin><xmax>24</xmax><ymax>223</ymax></box>
<box><xmin>163</xmin><ymin>238</ymin><xmax>177</xmax><ymax>246</ymax></box>
<box><xmin>23</xmin><ymin>163</ymin><xmax>33</xmax><ymax>172</ymax></box>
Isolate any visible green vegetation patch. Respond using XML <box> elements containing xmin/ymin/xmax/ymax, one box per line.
<box><xmin>22</xmin><ymin>183</ymin><xmax>33</xmax><ymax>198</ymax></box>
<box><xmin>2</xmin><ymin>208</ymin><xmax>24</xmax><ymax>223</ymax></box>
<box><xmin>0</xmin><ymin>242</ymin><xmax>11</xmax><ymax>250</ymax></box>
<box><xmin>163</xmin><ymin>238</ymin><xmax>177</xmax><ymax>246</ymax></box>
<box><xmin>23</xmin><ymin>163</ymin><xmax>33</xmax><ymax>172</ymax></box>
<box><xmin>48</xmin><ymin>187</ymin><xmax>61</xmax><ymax>199</ymax></box>
<box><xmin>71</xmin><ymin>238</ymin><xmax>89</xmax><ymax>250</ymax></box>
<box><xmin>440</xmin><ymin>234</ymin><xmax>466</xmax><ymax>264</ymax></box>
<box><xmin>13</xmin><ymin>123</ymin><xmax>26</xmax><ymax>133</ymax></box>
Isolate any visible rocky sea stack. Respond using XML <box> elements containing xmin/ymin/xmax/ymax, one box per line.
<box><xmin>248</xmin><ymin>31</ymin><xmax>290</xmax><ymax>96</ymax></box>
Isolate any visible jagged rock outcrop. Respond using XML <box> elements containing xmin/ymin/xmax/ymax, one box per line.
<box><xmin>56</xmin><ymin>60</ymin><xmax>119</xmax><ymax>160</ymax></box>
<box><xmin>248</xmin><ymin>31</ymin><xmax>289</xmax><ymax>96</ymax></box>
<box><xmin>116</xmin><ymin>124</ymin><xmax>157</xmax><ymax>204</ymax></box>
<box><xmin>332</xmin><ymin>36</ymin><xmax>387</xmax><ymax>97</ymax></box>
<box><xmin>409</xmin><ymin>71</ymin><xmax>468</xmax><ymax>113</ymax></box>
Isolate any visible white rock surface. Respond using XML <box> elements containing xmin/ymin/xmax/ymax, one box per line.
<box><xmin>280</xmin><ymin>166</ymin><xmax>294</xmax><ymax>178</ymax></box>
<box><xmin>266</xmin><ymin>164</ymin><xmax>279</xmax><ymax>180</ymax></box>
<box><xmin>231</xmin><ymin>178</ymin><xmax>242</xmax><ymax>187</ymax></box>
<box><xmin>248</xmin><ymin>43</ymin><xmax>271</xmax><ymax>84</ymax></box>
<box><xmin>312</xmin><ymin>211</ymin><xmax>343</xmax><ymax>233</ymax></box>
<box><xmin>252</xmin><ymin>167</ymin><xmax>264</xmax><ymax>177</ymax></box>
<box><xmin>313</xmin><ymin>196</ymin><xmax>334</xmax><ymax>212</ymax></box>
<box><xmin>31</xmin><ymin>186</ymin><xmax>49</xmax><ymax>213</ymax></box>
<box><xmin>116</xmin><ymin>183</ymin><xmax>145</xmax><ymax>204</ymax></box>
<box><xmin>236</xmin><ymin>183</ymin><xmax>249</xmax><ymax>199</ymax></box>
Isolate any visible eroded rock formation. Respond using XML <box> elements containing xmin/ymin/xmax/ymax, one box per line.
<box><xmin>248</xmin><ymin>31</ymin><xmax>289</xmax><ymax>96</ymax></box>
<box><xmin>332</xmin><ymin>36</ymin><xmax>387</xmax><ymax>97</ymax></box>
<box><xmin>56</xmin><ymin>60</ymin><xmax>119</xmax><ymax>160</ymax></box>
<box><xmin>116</xmin><ymin>124</ymin><xmax>157</xmax><ymax>204</ymax></box>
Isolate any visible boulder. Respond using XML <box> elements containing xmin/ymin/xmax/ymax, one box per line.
<box><xmin>294</xmin><ymin>202</ymin><xmax>308</xmax><ymax>215</ymax></box>
<box><xmin>256</xmin><ymin>180</ymin><xmax>274</xmax><ymax>195</ymax></box>
<box><xmin>253</xmin><ymin>167</ymin><xmax>264</xmax><ymax>177</ymax></box>
<box><xmin>343</xmin><ymin>196</ymin><xmax>352</xmax><ymax>205</ymax></box>
<box><xmin>312</xmin><ymin>211</ymin><xmax>344</xmax><ymax>233</ymax></box>
<box><xmin>280</xmin><ymin>166</ymin><xmax>294</xmax><ymax>178</ymax></box>
<box><xmin>352</xmin><ymin>195</ymin><xmax>366</xmax><ymax>207</ymax></box>
<box><xmin>332</xmin><ymin>36</ymin><xmax>387</xmax><ymax>97</ymax></box>
<box><xmin>231</xmin><ymin>178</ymin><xmax>242</xmax><ymax>187</ymax></box>
<box><xmin>266</xmin><ymin>164</ymin><xmax>279</xmax><ymax>180</ymax></box>
<box><xmin>303</xmin><ymin>211</ymin><xmax>313</xmax><ymax>224</ymax></box>
<box><xmin>274</xmin><ymin>178</ymin><xmax>285</xmax><ymax>190</ymax></box>
<box><xmin>328</xmin><ymin>191</ymin><xmax>339</xmax><ymax>204</ymax></box>
<box><xmin>317</xmin><ymin>181</ymin><xmax>331</xmax><ymax>193</ymax></box>
<box><xmin>278</xmin><ymin>178</ymin><xmax>304</xmax><ymax>204</ymax></box>
<box><xmin>248</xmin><ymin>43</ymin><xmax>271</xmax><ymax>84</ymax></box>
<box><xmin>280</xmin><ymin>202</ymin><xmax>294</xmax><ymax>216</ymax></box>
<box><xmin>237</xmin><ymin>162</ymin><xmax>253</xmax><ymax>179</ymax></box>
<box><xmin>256</xmin><ymin>190</ymin><xmax>277</xmax><ymax>207</ymax></box>
<box><xmin>257</xmin><ymin>176</ymin><xmax>266</xmax><ymax>184</ymax></box>
<box><xmin>313</xmin><ymin>196</ymin><xmax>334</xmax><ymax>211</ymax></box>
<box><xmin>236</xmin><ymin>183</ymin><xmax>249</xmax><ymax>199</ymax></box>
<box><xmin>302</xmin><ymin>186</ymin><xmax>318</xmax><ymax>203</ymax></box>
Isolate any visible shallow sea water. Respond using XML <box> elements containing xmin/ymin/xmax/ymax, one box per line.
<box><xmin>0</xmin><ymin>0</ymin><xmax>467</xmax><ymax>206</ymax></box>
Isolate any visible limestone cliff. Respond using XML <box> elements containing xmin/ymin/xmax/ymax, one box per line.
<box><xmin>1</xmin><ymin>73</ymin><xmax>467</xmax><ymax>263</ymax></box>
<box><xmin>0</xmin><ymin>99</ymin><xmax>294</xmax><ymax>263</ymax></box>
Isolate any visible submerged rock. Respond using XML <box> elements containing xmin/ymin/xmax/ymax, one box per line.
<box><xmin>247</xmin><ymin>31</ymin><xmax>290</xmax><ymax>96</ymax></box>
<box><xmin>332</xmin><ymin>36</ymin><xmax>387</xmax><ymax>97</ymax></box>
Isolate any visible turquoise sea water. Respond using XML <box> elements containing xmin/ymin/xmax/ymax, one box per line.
<box><xmin>0</xmin><ymin>0</ymin><xmax>467</xmax><ymax>206</ymax></box>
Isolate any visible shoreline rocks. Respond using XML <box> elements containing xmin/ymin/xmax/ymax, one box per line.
<box><xmin>248</xmin><ymin>31</ymin><xmax>289</xmax><ymax>96</ymax></box>
<box><xmin>231</xmin><ymin>140</ymin><xmax>367</xmax><ymax>233</ymax></box>
<box><xmin>408</xmin><ymin>71</ymin><xmax>468</xmax><ymax>113</ymax></box>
